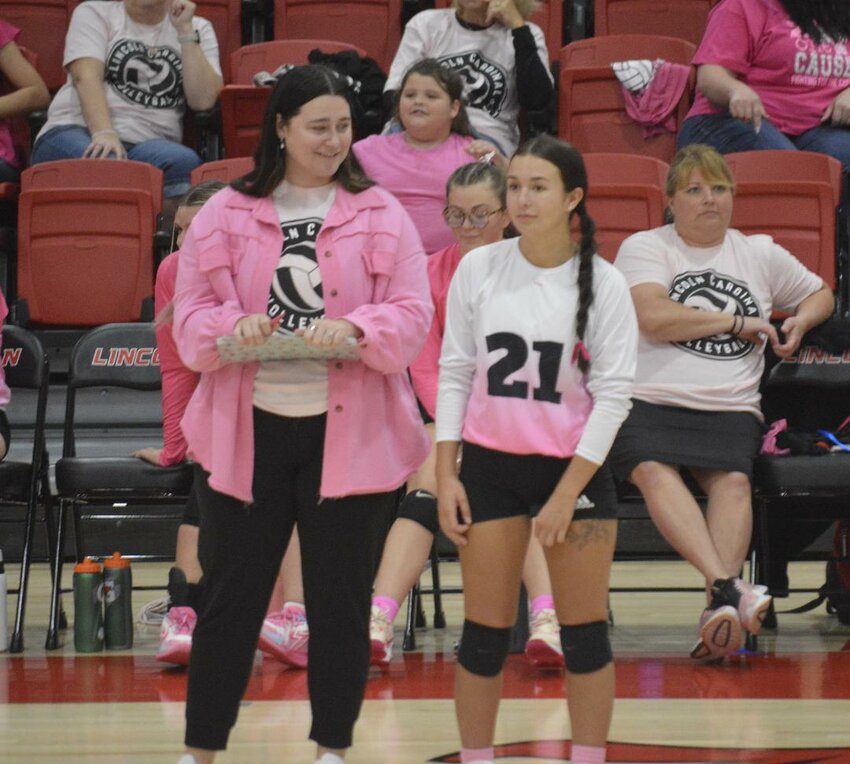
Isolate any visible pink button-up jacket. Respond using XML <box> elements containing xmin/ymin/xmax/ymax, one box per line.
<box><xmin>172</xmin><ymin>183</ymin><xmax>433</xmax><ymax>503</ymax></box>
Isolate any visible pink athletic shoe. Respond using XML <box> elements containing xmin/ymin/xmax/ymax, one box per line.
<box><xmin>156</xmin><ymin>606</ymin><xmax>196</xmax><ymax>666</ymax></box>
<box><xmin>258</xmin><ymin>603</ymin><xmax>309</xmax><ymax>668</ymax></box>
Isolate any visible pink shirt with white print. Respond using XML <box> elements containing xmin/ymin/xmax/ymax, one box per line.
<box><xmin>688</xmin><ymin>0</ymin><xmax>850</xmax><ymax>136</ymax></box>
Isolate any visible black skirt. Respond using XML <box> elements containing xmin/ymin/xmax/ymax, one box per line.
<box><xmin>609</xmin><ymin>399</ymin><xmax>764</xmax><ymax>481</ymax></box>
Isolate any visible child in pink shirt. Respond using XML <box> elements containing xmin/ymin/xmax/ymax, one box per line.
<box><xmin>353</xmin><ymin>59</ymin><xmax>504</xmax><ymax>254</ymax></box>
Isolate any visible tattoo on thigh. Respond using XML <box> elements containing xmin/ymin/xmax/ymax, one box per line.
<box><xmin>566</xmin><ymin>520</ymin><xmax>614</xmax><ymax>550</ymax></box>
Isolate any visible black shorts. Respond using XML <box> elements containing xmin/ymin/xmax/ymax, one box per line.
<box><xmin>0</xmin><ymin>409</ymin><xmax>9</xmax><ymax>457</ymax></box>
<box><xmin>609</xmin><ymin>399</ymin><xmax>764</xmax><ymax>482</ymax></box>
<box><xmin>459</xmin><ymin>442</ymin><xmax>619</xmax><ymax>524</ymax></box>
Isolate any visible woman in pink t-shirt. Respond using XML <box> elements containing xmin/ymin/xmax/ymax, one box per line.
<box><xmin>678</xmin><ymin>0</ymin><xmax>850</xmax><ymax>168</ymax></box>
<box><xmin>353</xmin><ymin>59</ymin><xmax>503</xmax><ymax>254</ymax></box>
<box><xmin>0</xmin><ymin>19</ymin><xmax>49</xmax><ymax>182</ymax></box>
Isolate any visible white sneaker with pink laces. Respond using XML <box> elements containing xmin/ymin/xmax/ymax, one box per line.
<box><xmin>525</xmin><ymin>607</ymin><xmax>564</xmax><ymax>668</ymax></box>
<box><xmin>369</xmin><ymin>605</ymin><xmax>393</xmax><ymax>667</ymax></box>
<box><xmin>258</xmin><ymin>602</ymin><xmax>309</xmax><ymax>668</ymax></box>
<box><xmin>156</xmin><ymin>606</ymin><xmax>196</xmax><ymax>666</ymax></box>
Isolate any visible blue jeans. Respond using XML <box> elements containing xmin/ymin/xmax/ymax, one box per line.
<box><xmin>678</xmin><ymin>113</ymin><xmax>850</xmax><ymax>171</ymax></box>
<box><xmin>31</xmin><ymin>125</ymin><xmax>200</xmax><ymax>198</ymax></box>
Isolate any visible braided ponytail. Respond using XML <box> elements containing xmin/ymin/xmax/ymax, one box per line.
<box><xmin>573</xmin><ymin>200</ymin><xmax>597</xmax><ymax>374</ymax></box>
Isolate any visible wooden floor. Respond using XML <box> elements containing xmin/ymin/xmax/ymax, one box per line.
<box><xmin>2</xmin><ymin>559</ymin><xmax>850</xmax><ymax>763</ymax></box>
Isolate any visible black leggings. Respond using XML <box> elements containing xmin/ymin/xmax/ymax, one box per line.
<box><xmin>185</xmin><ymin>408</ymin><xmax>397</xmax><ymax>751</ymax></box>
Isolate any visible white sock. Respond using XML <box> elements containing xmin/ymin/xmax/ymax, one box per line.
<box><xmin>315</xmin><ymin>754</ymin><xmax>345</xmax><ymax>764</ymax></box>
<box><xmin>177</xmin><ymin>756</ymin><xmax>198</xmax><ymax>764</ymax></box>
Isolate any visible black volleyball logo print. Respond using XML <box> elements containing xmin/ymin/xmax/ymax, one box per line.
<box><xmin>268</xmin><ymin>218</ymin><xmax>325</xmax><ymax>333</ymax></box>
<box><xmin>106</xmin><ymin>39</ymin><xmax>183</xmax><ymax>109</ymax></box>
<box><xmin>668</xmin><ymin>269</ymin><xmax>762</xmax><ymax>360</ymax></box>
<box><xmin>438</xmin><ymin>51</ymin><xmax>507</xmax><ymax>117</ymax></box>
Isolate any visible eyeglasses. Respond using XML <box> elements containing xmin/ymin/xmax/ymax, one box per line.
<box><xmin>443</xmin><ymin>205</ymin><xmax>504</xmax><ymax>229</ymax></box>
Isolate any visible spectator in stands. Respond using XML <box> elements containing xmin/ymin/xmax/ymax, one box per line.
<box><xmin>385</xmin><ymin>0</ymin><xmax>553</xmax><ymax>156</ymax></box>
<box><xmin>171</xmin><ymin>65</ymin><xmax>431</xmax><ymax>764</ymax></box>
<box><xmin>30</xmin><ymin>0</ymin><xmax>222</xmax><ymax>202</ymax></box>
<box><xmin>0</xmin><ymin>286</ymin><xmax>9</xmax><ymax>461</ymax></box>
<box><xmin>678</xmin><ymin>0</ymin><xmax>850</xmax><ymax>169</ymax></box>
<box><xmin>369</xmin><ymin>161</ymin><xmax>566</xmax><ymax>671</ymax></box>
<box><xmin>354</xmin><ymin>60</ymin><xmax>504</xmax><ymax>254</ymax></box>
<box><xmin>134</xmin><ymin>180</ymin><xmax>311</xmax><ymax>670</ymax></box>
<box><xmin>0</xmin><ymin>19</ymin><xmax>50</xmax><ymax>182</ymax></box>
<box><xmin>437</xmin><ymin>135</ymin><xmax>636</xmax><ymax>764</ymax></box>
<box><xmin>611</xmin><ymin>144</ymin><xmax>835</xmax><ymax>662</ymax></box>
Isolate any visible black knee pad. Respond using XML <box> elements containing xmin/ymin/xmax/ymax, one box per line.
<box><xmin>560</xmin><ymin>621</ymin><xmax>612</xmax><ymax>674</ymax></box>
<box><xmin>457</xmin><ymin>619</ymin><xmax>511</xmax><ymax>677</ymax></box>
<box><xmin>396</xmin><ymin>489</ymin><xmax>439</xmax><ymax>534</ymax></box>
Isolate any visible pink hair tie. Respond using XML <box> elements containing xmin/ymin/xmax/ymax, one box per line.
<box><xmin>571</xmin><ymin>341</ymin><xmax>590</xmax><ymax>365</ymax></box>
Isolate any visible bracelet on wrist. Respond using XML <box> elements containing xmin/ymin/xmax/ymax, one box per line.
<box><xmin>178</xmin><ymin>30</ymin><xmax>201</xmax><ymax>44</ymax></box>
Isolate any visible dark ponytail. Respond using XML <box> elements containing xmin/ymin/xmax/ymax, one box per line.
<box><xmin>574</xmin><ymin>200</ymin><xmax>596</xmax><ymax>374</ymax></box>
<box><xmin>513</xmin><ymin>135</ymin><xmax>598</xmax><ymax>373</ymax></box>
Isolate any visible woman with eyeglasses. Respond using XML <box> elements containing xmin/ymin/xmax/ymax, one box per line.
<box><xmin>353</xmin><ymin>59</ymin><xmax>504</xmax><ymax>255</ymax></box>
<box><xmin>369</xmin><ymin>162</ymin><xmax>567</xmax><ymax>671</ymax></box>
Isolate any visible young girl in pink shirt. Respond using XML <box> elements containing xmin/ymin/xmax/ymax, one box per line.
<box><xmin>353</xmin><ymin>59</ymin><xmax>503</xmax><ymax>254</ymax></box>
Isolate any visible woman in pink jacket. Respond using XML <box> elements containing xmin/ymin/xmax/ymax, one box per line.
<box><xmin>171</xmin><ymin>65</ymin><xmax>432</xmax><ymax>764</ymax></box>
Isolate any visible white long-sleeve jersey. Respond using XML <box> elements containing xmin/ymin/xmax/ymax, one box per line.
<box><xmin>436</xmin><ymin>239</ymin><xmax>638</xmax><ymax>465</ymax></box>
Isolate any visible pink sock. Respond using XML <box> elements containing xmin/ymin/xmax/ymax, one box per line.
<box><xmin>571</xmin><ymin>744</ymin><xmax>606</xmax><ymax>763</ymax></box>
<box><xmin>460</xmin><ymin>747</ymin><xmax>494</xmax><ymax>763</ymax></box>
<box><xmin>372</xmin><ymin>595</ymin><xmax>399</xmax><ymax>623</ymax></box>
<box><xmin>531</xmin><ymin>594</ymin><xmax>555</xmax><ymax>614</ymax></box>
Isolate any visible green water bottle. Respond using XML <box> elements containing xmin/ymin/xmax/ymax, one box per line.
<box><xmin>103</xmin><ymin>552</ymin><xmax>133</xmax><ymax>649</ymax></box>
<box><xmin>73</xmin><ymin>557</ymin><xmax>104</xmax><ymax>652</ymax></box>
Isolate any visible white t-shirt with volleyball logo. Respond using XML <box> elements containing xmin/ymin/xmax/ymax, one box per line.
<box><xmin>38</xmin><ymin>0</ymin><xmax>220</xmax><ymax>145</ymax></box>
<box><xmin>252</xmin><ymin>181</ymin><xmax>336</xmax><ymax>418</ymax></box>
<box><xmin>614</xmin><ymin>225</ymin><xmax>823</xmax><ymax>417</ymax></box>
<box><xmin>385</xmin><ymin>9</ymin><xmax>550</xmax><ymax>155</ymax></box>
<box><xmin>436</xmin><ymin>239</ymin><xmax>637</xmax><ymax>465</ymax></box>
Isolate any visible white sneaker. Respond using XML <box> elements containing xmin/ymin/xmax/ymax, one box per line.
<box><xmin>369</xmin><ymin>604</ymin><xmax>393</xmax><ymax>666</ymax></box>
<box><xmin>315</xmin><ymin>754</ymin><xmax>345</xmax><ymax>763</ymax></box>
<box><xmin>525</xmin><ymin>607</ymin><xmax>564</xmax><ymax>668</ymax></box>
<box><xmin>177</xmin><ymin>755</ymin><xmax>198</xmax><ymax>764</ymax></box>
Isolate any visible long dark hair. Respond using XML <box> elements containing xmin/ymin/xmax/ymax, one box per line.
<box><xmin>232</xmin><ymin>64</ymin><xmax>374</xmax><ymax>197</ymax></box>
<box><xmin>394</xmin><ymin>59</ymin><xmax>472</xmax><ymax>137</ymax></box>
<box><xmin>779</xmin><ymin>1</ymin><xmax>850</xmax><ymax>44</ymax></box>
<box><xmin>513</xmin><ymin>135</ymin><xmax>597</xmax><ymax>374</ymax></box>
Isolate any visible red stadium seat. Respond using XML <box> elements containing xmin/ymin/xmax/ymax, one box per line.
<box><xmin>16</xmin><ymin>160</ymin><xmax>162</xmax><ymax>325</ymax></box>
<box><xmin>582</xmin><ymin>152</ymin><xmax>669</xmax><ymax>262</ymax></box>
<box><xmin>273</xmin><ymin>0</ymin><xmax>402</xmax><ymax>73</ymax></box>
<box><xmin>724</xmin><ymin>150</ymin><xmax>842</xmax><ymax>295</ymax></box>
<box><xmin>558</xmin><ymin>34</ymin><xmax>696</xmax><ymax>162</ymax></box>
<box><xmin>229</xmin><ymin>39</ymin><xmax>367</xmax><ymax>85</ymax></box>
<box><xmin>594</xmin><ymin>0</ymin><xmax>719</xmax><ymax>48</ymax></box>
<box><xmin>219</xmin><ymin>85</ymin><xmax>270</xmax><ymax>159</ymax></box>
<box><xmin>0</xmin><ymin>0</ymin><xmax>80</xmax><ymax>91</ymax></box>
<box><xmin>190</xmin><ymin>157</ymin><xmax>254</xmax><ymax>184</ymax></box>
